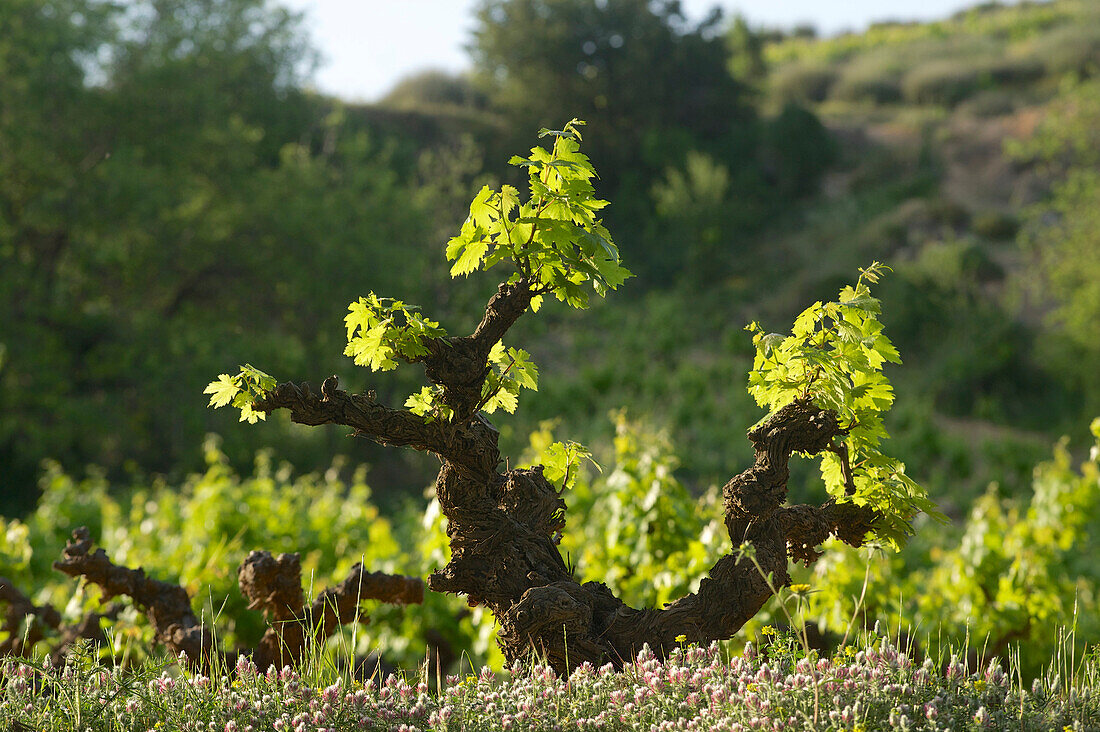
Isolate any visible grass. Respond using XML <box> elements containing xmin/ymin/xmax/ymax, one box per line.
<box><xmin>3</xmin><ymin>622</ymin><xmax>1098</xmax><ymax>731</ymax></box>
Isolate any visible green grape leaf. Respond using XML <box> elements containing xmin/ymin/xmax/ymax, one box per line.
<box><xmin>206</xmin><ymin>364</ymin><xmax>278</xmax><ymax>423</ymax></box>
<box><xmin>238</xmin><ymin>401</ymin><xmax>266</xmax><ymax>424</ymax></box>
<box><xmin>483</xmin><ymin>384</ymin><xmax>519</xmax><ymax>415</ymax></box>
<box><xmin>341</xmin><ymin>295</ymin><xmax>446</xmax><ymax>372</ymax></box>
<box><xmin>450</xmin><ymin>238</ymin><xmax>490</xmax><ymax>277</ymax></box>
<box><xmin>240</xmin><ymin>364</ymin><xmax>277</xmax><ymax>392</ymax></box>
<box><xmin>404</xmin><ymin>387</ymin><xmax>434</xmax><ymax>416</ymax></box>
<box><xmin>506</xmin><ymin>348</ymin><xmax>539</xmax><ymax>391</ymax></box>
<box><xmin>404</xmin><ymin>386</ymin><xmax>453</xmax><ymax>423</ymax></box>
<box><xmin>469</xmin><ymin>185</ymin><xmax>495</xmax><ymax>228</ymax></box>
<box><xmin>745</xmin><ymin>262</ymin><xmax>938</xmax><ymax>549</ymax></box>
<box><xmin>344</xmin><ymin>297</ymin><xmax>378</xmax><ymax>340</ymax></box>
<box><xmin>345</xmin><ymin>324</ymin><xmax>396</xmax><ymax>371</ymax></box>
<box><xmin>499</xmin><ymin>185</ymin><xmax>520</xmax><ymax>218</ymax></box>
<box><xmin>839</xmin><ymin>294</ymin><xmax>880</xmax><ymax>313</ymax></box>
<box><xmin>480</xmin><ymin>342</ymin><xmax>539</xmax><ymax>416</ymax></box>
<box><xmin>204</xmin><ymin>375</ymin><xmax>240</xmax><ymax>408</ymax></box>
<box><xmin>449</xmin><ymin>120</ymin><xmax>629</xmax><ymax>309</ymax></box>
<box><xmin>509</xmin><ymin>155</ymin><xmax>538</xmax><ymax>168</ymax></box>
<box><xmin>759</xmin><ymin>333</ymin><xmax>785</xmax><ymax>359</ymax></box>
<box><xmin>542</xmin><ymin>439</ymin><xmax>599</xmax><ymax>491</ymax></box>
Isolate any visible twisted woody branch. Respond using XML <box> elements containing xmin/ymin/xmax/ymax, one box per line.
<box><xmin>255</xmin><ymin>277</ymin><xmax>881</xmax><ymax>673</ymax></box>
<box><xmin>1</xmin><ymin>577</ymin><xmax>62</xmax><ymax>659</ymax></box>
<box><xmin>49</xmin><ymin>527</ymin><xmax>423</xmax><ymax>672</ymax></box>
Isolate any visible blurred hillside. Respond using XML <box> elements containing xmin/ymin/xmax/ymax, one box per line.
<box><xmin>2</xmin><ymin>0</ymin><xmax>1099</xmax><ymax>519</ymax></box>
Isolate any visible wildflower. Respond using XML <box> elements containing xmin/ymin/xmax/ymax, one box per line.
<box><xmin>946</xmin><ymin>655</ymin><xmax>962</xmax><ymax>681</ymax></box>
<box><xmin>985</xmin><ymin>662</ymin><xmax>1005</xmax><ymax>686</ymax></box>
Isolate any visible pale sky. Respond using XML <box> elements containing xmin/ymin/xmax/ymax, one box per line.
<box><xmin>280</xmin><ymin>0</ymin><xmax>1031</xmax><ymax>103</ymax></box>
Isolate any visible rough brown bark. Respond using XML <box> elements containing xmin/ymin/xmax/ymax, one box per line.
<box><xmin>239</xmin><ymin>550</ymin><xmax>423</xmax><ymax>671</ymax></box>
<box><xmin>0</xmin><ymin>576</ymin><xmax>61</xmax><ymax>658</ymax></box>
<box><xmin>0</xmin><ymin>576</ymin><xmax>120</xmax><ymax>668</ymax></box>
<box><xmin>257</xmin><ymin>277</ymin><xmax>882</xmax><ymax>674</ymax></box>
<box><xmin>51</xmin><ymin>527</ymin><xmax>423</xmax><ymax>672</ymax></box>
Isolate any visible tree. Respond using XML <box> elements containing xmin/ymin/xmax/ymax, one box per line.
<box><xmin>469</xmin><ymin>0</ymin><xmax>754</xmax><ymax>185</ymax></box>
<box><xmin>0</xmin><ymin>0</ymin><xmax>441</xmax><ymax>510</ymax></box>
<box><xmin>725</xmin><ymin>14</ymin><xmax>766</xmax><ymax>86</ymax></box>
<box><xmin>467</xmin><ymin>0</ymin><xmax>838</xmax><ymax>289</ymax></box>
<box><xmin>0</xmin><ymin>0</ymin><xmax>122</xmax><ymax>509</ymax></box>
<box><xmin>380</xmin><ymin>70</ymin><xmax>489</xmax><ymax>111</ymax></box>
<box><xmin>209</xmin><ymin>121</ymin><xmax>936</xmax><ymax>673</ymax></box>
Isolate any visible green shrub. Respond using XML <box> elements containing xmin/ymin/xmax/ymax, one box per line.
<box><xmin>925</xmin><ymin>197</ymin><xmax>971</xmax><ymax>229</ymax></box>
<box><xmin>958</xmin><ymin>88</ymin><xmax>1020</xmax><ymax>117</ymax></box>
<box><xmin>379</xmin><ymin>70</ymin><xmax>488</xmax><ymax>111</ymax></box>
<box><xmin>769</xmin><ymin>61</ymin><xmax>836</xmax><ymax>104</ymax></box>
<box><xmin>1030</xmin><ymin>24</ymin><xmax>1100</xmax><ymax>76</ymax></box>
<box><xmin>972</xmin><ymin>210</ymin><xmax>1020</xmax><ymax>240</ymax></box>
<box><xmin>986</xmin><ymin>55</ymin><xmax>1045</xmax><ymax>85</ymax></box>
<box><xmin>903</xmin><ymin>55</ymin><xmax>1043</xmax><ymax>106</ymax></box>
<box><xmin>903</xmin><ymin>59</ymin><xmax>986</xmax><ymax>106</ymax></box>
<box><xmin>760</xmin><ymin>103</ymin><xmax>838</xmax><ymax>197</ymax></box>
<box><xmin>832</xmin><ymin>68</ymin><xmax>903</xmax><ymax>105</ymax></box>
<box><xmin>831</xmin><ymin>54</ymin><xmax>904</xmax><ymax>104</ymax></box>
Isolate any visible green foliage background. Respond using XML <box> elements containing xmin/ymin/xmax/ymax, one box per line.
<box><xmin>3</xmin><ymin>0</ymin><xmax>1100</xmax><ymax>679</ymax></box>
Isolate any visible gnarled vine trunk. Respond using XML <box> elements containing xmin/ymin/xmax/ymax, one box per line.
<box><xmin>255</xmin><ymin>279</ymin><xmax>880</xmax><ymax>674</ymax></box>
<box><xmin>38</xmin><ymin>527</ymin><xmax>423</xmax><ymax>672</ymax></box>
